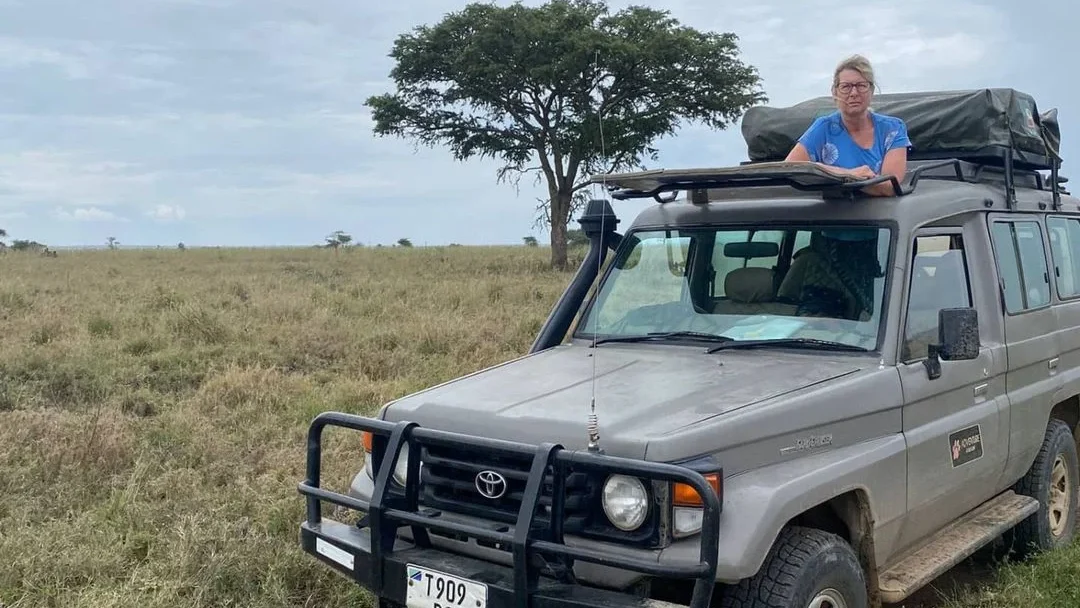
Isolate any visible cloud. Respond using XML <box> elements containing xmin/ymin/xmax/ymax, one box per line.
<box><xmin>53</xmin><ymin>206</ymin><xmax>127</xmax><ymax>222</ymax></box>
<box><xmin>148</xmin><ymin>204</ymin><xmax>186</xmax><ymax>221</ymax></box>
<box><xmin>176</xmin><ymin>169</ymin><xmax>412</xmax><ymax>219</ymax></box>
<box><xmin>0</xmin><ymin>36</ymin><xmax>91</xmax><ymax>79</ymax></box>
<box><xmin>0</xmin><ymin>0</ymin><xmax>1073</xmax><ymax>247</ymax></box>
<box><xmin>0</xmin><ymin>151</ymin><xmax>160</xmax><ymax>214</ymax></box>
<box><xmin>654</xmin><ymin>0</ymin><xmax>1012</xmax><ymax>104</ymax></box>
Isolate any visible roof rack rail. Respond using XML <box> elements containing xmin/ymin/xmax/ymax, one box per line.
<box><xmin>591</xmin><ymin>159</ymin><xmax>967</xmax><ymax>203</ymax></box>
<box><xmin>1050</xmin><ymin>157</ymin><xmax>1063</xmax><ymax>210</ymax></box>
<box><xmin>989</xmin><ymin>146</ymin><xmax>1065</xmax><ymax>210</ymax></box>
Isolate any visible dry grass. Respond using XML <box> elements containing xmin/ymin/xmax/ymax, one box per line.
<box><xmin>0</xmin><ymin>246</ymin><xmax>574</xmax><ymax>608</ymax></box>
<box><xmin>0</xmin><ymin>246</ymin><xmax>1076</xmax><ymax>608</ymax></box>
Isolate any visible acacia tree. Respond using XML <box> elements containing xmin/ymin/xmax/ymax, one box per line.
<box><xmin>325</xmin><ymin>230</ymin><xmax>353</xmax><ymax>249</ymax></box>
<box><xmin>366</xmin><ymin>0</ymin><xmax>766</xmax><ymax>269</ymax></box>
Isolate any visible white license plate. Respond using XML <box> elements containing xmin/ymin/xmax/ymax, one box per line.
<box><xmin>405</xmin><ymin>564</ymin><xmax>488</xmax><ymax>608</ymax></box>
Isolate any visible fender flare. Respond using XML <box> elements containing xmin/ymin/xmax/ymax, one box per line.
<box><xmin>668</xmin><ymin>434</ymin><xmax>907</xmax><ymax>583</ymax></box>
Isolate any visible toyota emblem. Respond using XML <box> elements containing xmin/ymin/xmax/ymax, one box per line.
<box><xmin>475</xmin><ymin>470</ymin><xmax>507</xmax><ymax>499</ymax></box>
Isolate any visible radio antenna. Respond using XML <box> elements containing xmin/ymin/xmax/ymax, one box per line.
<box><xmin>587</xmin><ymin>48</ymin><xmax>606</xmax><ymax>454</ymax></box>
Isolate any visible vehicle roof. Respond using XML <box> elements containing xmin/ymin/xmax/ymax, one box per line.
<box><xmin>601</xmin><ymin>160</ymin><xmax>1079</xmax><ymax>235</ymax></box>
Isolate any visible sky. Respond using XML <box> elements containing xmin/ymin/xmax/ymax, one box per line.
<box><xmin>0</xmin><ymin>0</ymin><xmax>1075</xmax><ymax>248</ymax></box>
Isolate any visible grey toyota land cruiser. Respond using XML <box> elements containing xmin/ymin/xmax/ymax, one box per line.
<box><xmin>298</xmin><ymin>88</ymin><xmax>1077</xmax><ymax>608</ymax></box>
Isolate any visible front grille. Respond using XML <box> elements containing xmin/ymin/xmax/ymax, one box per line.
<box><xmin>418</xmin><ymin>443</ymin><xmax>594</xmax><ymax>532</ymax></box>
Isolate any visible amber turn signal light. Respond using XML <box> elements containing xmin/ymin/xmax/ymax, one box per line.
<box><xmin>673</xmin><ymin>473</ymin><xmax>721</xmax><ymax>507</ymax></box>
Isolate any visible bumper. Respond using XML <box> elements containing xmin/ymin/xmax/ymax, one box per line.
<box><xmin>304</xmin><ymin>519</ymin><xmax>688</xmax><ymax>608</ymax></box>
<box><xmin>297</xmin><ymin>412</ymin><xmax>721</xmax><ymax>608</ymax></box>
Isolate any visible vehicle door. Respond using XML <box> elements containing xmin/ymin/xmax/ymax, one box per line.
<box><xmin>1046</xmin><ymin>215</ymin><xmax>1080</xmax><ymax>411</ymax></box>
<box><xmin>897</xmin><ymin>227</ymin><xmax>1009</xmax><ymax>549</ymax></box>
<box><xmin>988</xmin><ymin>215</ymin><xmax>1064</xmax><ymax>485</ymax></box>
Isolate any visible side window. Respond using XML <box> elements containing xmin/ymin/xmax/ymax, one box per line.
<box><xmin>1015</xmin><ymin>221</ymin><xmax>1052</xmax><ymax>306</ymax></box>
<box><xmin>902</xmin><ymin>234</ymin><xmax>973</xmax><ymax>362</ymax></box>
<box><xmin>991</xmin><ymin>220</ymin><xmax>1052</xmax><ymax>312</ymax></box>
<box><xmin>1047</xmin><ymin>217</ymin><xmax>1080</xmax><ymax>299</ymax></box>
<box><xmin>991</xmin><ymin>222</ymin><xmax>1025</xmax><ymax>313</ymax></box>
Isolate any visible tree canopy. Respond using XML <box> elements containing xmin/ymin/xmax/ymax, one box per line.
<box><xmin>325</xmin><ymin>230</ymin><xmax>353</xmax><ymax>249</ymax></box>
<box><xmin>366</xmin><ymin>0</ymin><xmax>766</xmax><ymax>269</ymax></box>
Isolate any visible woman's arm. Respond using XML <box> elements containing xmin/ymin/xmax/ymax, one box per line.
<box><xmin>861</xmin><ymin>119</ymin><xmax>912</xmax><ymax>196</ymax></box>
<box><xmin>861</xmin><ymin>147</ymin><xmax>908</xmax><ymax>196</ymax></box>
<box><xmin>785</xmin><ymin>142</ymin><xmax>812</xmax><ymax>162</ymax></box>
<box><xmin>786</xmin><ymin>117</ymin><xmax>826</xmax><ymax>164</ymax></box>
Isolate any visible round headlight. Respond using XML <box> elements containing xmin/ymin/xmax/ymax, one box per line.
<box><xmin>602</xmin><ymin>475</ymin><xmax>649</xmax><ymax>531</ymax></box>
<box><xmin>392</xmin><ymin>443</ymin><xmax>411</xmax><ymax>486</ymax></box>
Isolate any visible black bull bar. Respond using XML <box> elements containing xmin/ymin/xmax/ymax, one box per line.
<box><xmin>297</xmin><ymin>412</ymin><xmax>722</xmax><ymax>608</ymax></box>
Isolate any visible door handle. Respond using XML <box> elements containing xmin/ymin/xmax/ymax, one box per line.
<box><xmin>1050</xmin><ymin>358</ymin><xmax>1059</xmax><ymax>371</ymax></box>
<box><xmin>974</xmin><ymin>383</ymin><xmax>988</xmax><ymax>400</ymax></box>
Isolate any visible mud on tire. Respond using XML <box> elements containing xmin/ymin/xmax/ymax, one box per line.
<box><xmin>719</xmin><ymin>525</ymin><xmax>867</xmax><ymax>608</ymax></box>
<box><xmin>1005</xmin><ymin>418</ymin><xmax>1079</xmax><ymax>557</ymax></box>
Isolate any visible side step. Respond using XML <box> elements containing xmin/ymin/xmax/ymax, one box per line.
<box><xmin>878</xmin><ymin>490</ymin><xmax>1039</xmax><ymax>604</ymax></box>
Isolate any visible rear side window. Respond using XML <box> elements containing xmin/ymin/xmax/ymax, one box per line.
<box><xmin>1047</xmin><ymin>217</ymin><xmax>1080</xmax><ymax>299</ymax></box>
<box><xmin>991</xmin><ymin>220</ymin><xmax>1051</xmax><ymax>313</ymax></box>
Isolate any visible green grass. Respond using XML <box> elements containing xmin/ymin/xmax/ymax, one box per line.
<box><xmin>0</xmin><ymin>246</ymin><xmax>1076</xmax><ymax>608</ymax></box>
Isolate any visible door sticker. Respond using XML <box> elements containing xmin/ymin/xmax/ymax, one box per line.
<box><xmin>949</xmin><ymin>424</ymin><xmax>983</xmax><ymax>467</ymax></box>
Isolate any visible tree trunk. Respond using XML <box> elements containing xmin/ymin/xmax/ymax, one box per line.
<box><xmin>548</xmin><ymin>190</ymin><xmax>572</xmax><ymax>270</ymax></box>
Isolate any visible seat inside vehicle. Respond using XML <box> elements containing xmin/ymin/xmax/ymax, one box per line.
<box><xmin>713</xmin><ymin>267</ymin><xmax>797</xmax><ymax>316</ymax></box>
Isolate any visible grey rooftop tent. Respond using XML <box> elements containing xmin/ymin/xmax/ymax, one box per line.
<box><xmin>740</xmin><ymin>88</ymin><xmax>1062</xmax><ymax>171</ymax></box>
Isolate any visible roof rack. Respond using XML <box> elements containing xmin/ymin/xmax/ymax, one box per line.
<box><xmin>912</xmin><ymin>146</ymin><xmax>1064</xmax><ymax>210</ymax></box>
<box><xmin>592</xmin><ymin>159</ymin><xmax>966</xmax><ymax>203</ymax></box>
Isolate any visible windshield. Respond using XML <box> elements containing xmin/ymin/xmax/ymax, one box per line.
<box><xmin>576</xmin><ymin>225</ymin><xmax>892</xmax><ymax>351</ymax></box>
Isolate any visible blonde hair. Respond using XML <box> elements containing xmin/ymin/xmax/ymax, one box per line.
<box><xmin>833</xmin><ymin>54</ymin><xmax>876</xmax><ymax>91</ymax></box>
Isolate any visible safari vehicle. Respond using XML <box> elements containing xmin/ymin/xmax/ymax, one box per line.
<box><xmin>298</xmin><ymin>88</ymin><xmax>1078</xmax><ymax>608</ymax></box>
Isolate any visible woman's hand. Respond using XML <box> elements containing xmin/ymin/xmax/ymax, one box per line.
<box><xmin>817</xmin><ymin>164</ymin><xmax>876</xmax><ymax>180</ymax></box>
<box><xmin>846</xmin><ymin>165</ymin><xmax>876</xmax><ymax>180</ymax></box>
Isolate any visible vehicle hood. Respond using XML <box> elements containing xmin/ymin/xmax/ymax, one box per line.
<box><xmin>380</xmin><ymin>343</ymin><xmax>868</xmax><ymax>459</ymax></box>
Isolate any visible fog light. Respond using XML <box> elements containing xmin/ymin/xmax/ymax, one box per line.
<box><xmin>392</xmin><ymin>443</ymin><xmax>411</xmax><ymax>486</ymax></box>
<box><xmin>673</xmin><ymin>507</ymin><xmax>704</xmax><ymax>537</ymax></box>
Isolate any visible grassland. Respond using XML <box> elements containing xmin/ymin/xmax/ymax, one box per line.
<box><xmin>0</xmin><ymin>246</ymin><xmax>1077</xmax><ymax>608</ymax></box>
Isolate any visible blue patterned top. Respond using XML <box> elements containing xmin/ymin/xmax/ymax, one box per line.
<box><xmin>797</xmin><ymin>111</ymin><xmax>911</xmax><ymax>172</ymax></box>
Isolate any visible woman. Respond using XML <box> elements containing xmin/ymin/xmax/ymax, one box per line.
<box><xmin>785</xmin><ymin>55</ymin><xmax>911</xmax><ymax>196</ymax></box>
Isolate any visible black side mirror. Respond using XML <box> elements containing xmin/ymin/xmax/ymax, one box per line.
<box><xmin>924</xmin><ymin>307</ymin><xmax>980</xmax><ymax>380</ymax></box>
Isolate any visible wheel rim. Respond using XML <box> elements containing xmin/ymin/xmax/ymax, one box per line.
<box><xmin>1049</xmin><ymin>454</ymin><xmax>1071</xmax><ymax>538</ymax></box>
<box><xmin>808</xmin><ymin>588</ymin><xmax>848</xmax><ymax>608</ymax></box>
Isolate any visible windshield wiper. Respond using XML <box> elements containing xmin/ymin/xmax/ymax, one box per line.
<box><xmin>592</xmin><ymin>331</ymin><xmax>735</xmax><ymax>346</ymax></box>
<box><xmin>705</xmin><ymin>338</ymin><xmax>869</xmax><ymax>354</ymax></box>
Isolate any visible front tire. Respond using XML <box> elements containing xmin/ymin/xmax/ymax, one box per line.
<box><xmin>719</xmin><ymin>526</ymin><xmax>867</xmax><ymax>608</ymax></box>
<box><xmin>1005</xmin><ymin>418</ymin><xmax>1078</xmax><ymax>557</ymax></box>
